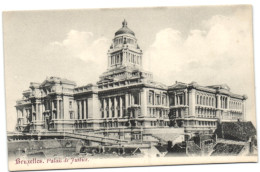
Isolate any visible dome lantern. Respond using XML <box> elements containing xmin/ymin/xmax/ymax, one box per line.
<box><xmin>115</xmin><ymin>19</ymin><xmax>135</xmax><ymax>36</ymax></box>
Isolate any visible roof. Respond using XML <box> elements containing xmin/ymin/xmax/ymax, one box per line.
<box><xmin>39</xmin><ymin>76</ymin><xmax>76</xmax><ymax>87</ymax></box>
<box><xmin>154</xmin><ymin>145</ymin><xmax>168</xmax><ymax>153</ymax></box>
<box><xmin>168</xmin><ymin>81</ymin><xmax>247</xmax><ymax>99</ymax></box>
<box><xmin>115</xmin><ymin>19</ymin><xmax>135</xmax><ymax>36</ymax></box>
<box><xmin>165</xmin><ymin>143</ymin><xmax>187</xmax><ymax>157</ymax></box>
<box><xmin>211</xmin><ymin>143</ymin><xmax>244</xmax><ymax>156</ymax></box>
<box><xmin>206</xmin><ymin>84</ymin><xmax>230</xmax><ymax>91</ymax></box>
<box><xmin>214</xmin><ymin>121</ymin><xmax>256</xmax><ymax>142</ymax></box>
<box><xmin>152</xmin><ymin>133</ymin><xmax>180</xmax><ymax>143</ymax></box>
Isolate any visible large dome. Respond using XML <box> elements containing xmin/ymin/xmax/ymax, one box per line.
<box><xmin>115</xmin><ymin>19</ymin><xmax>135</xmax><ymax>36</ymax></box>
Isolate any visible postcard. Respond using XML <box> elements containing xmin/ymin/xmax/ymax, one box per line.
<box><xmin>3</xmin><ymin>5</ymin><xmax>257</xmax><ymax>171</ymax></box>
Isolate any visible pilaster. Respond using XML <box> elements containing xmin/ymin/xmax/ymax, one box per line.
<box><xmin>109</xmin><ymin>98</ymin><xmax>112</xmax><ymax>118</ymax></box>
<box><xmin>141</xmin><ymin>89</ymin><xmax>147</xmax><ymax>117</ymax></box>
<box><xmin>119</xmin><ymin>96</ymin><xmax>123</xmax><ymax>117</ymax></box>
<box><xmin>188</xmin><ymin>89</ymin><xmax>196</xmax><ymax>117</ymax></box>
<box><xmin>114</xmin><ymin>97</ymin><xmax>118</xmax><ymax>117</ymax></box>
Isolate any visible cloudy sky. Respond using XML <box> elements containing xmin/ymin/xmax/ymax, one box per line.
<box><xmin>3</xmin><ymin>5</ymin><xmax>255</xmax><ymax>131</ymax></box>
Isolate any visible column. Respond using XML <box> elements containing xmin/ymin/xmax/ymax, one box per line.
<box><xmin>56</xmin><ymin>99</ymin><xmax>60</xmax><ymax>119</ymax></box>
<box><xmin>41</xmin><ymin>103</ymin><xmax>44</xmax><ymax>121</ymax></box>
<box><xmin>37</xmin><ymin>104</ymin><xmax>40</xmax><ymax>121</ymax></box>
<box><xmin>84</xmin><ymin>100</ymin><xmax>87</xmax><ymax>119</ymax></box>
<box><xmin>119</xmin><ymin>96</ymin><xmax>123</xmax><ymax>117</ymax></box>
<box><xmin>220</xmin><ymin>97</ymin><xmax>223</xmax><ymax>109</ymax></box>
<box><xmin>122</xmin><ymin>51</ymin><xmax>125</xmax><ymax>65</ymax></box>
<box><xmin>103</xmin><ymin>99</ymin><xmax>106</xmax><ymax>118</ymax></box>
<box><xmin>227</xmin><ymin>97</ymin><xmax>230</xmax><ymax>109</ymax></box>
<box><xmin>216</xmin><ymin>95</ymin><xmax>220</xmax><ymax>109</ymax></box>
<box><xmin>108</xmin><ymin>55</ymin><xmax>111</xmax><ymax>68</ymax></box>
<box><xmin>242</xmin><ymin>100</ymin><xmax>246</xmax><ymax>121</ymax></box>
<box><xmin>184</xmin><ymin>90</ymin><xmax>188</xmax><ymax>105</ymax></box>
<box><xmin>28</xmin><ymin>109</ymin><xmax>30</xmax><ymax>123</ymax></box>
<box><xmin>188</xmin><ymin>89</ymin><xmax>196</xmax><ymax>117</ymax></box>
<box><xmin>51</xmin><ymin>100</ymin><xmax>54</xmax><ymax>119</ymax></box>
<box><xmin>125</xmin><ymin>93</ymin><xmax>129</xmax><ymax>117</ymax></box>
<box><xmin>174</xmin><ymin>93</ymin><xmax>177</xmax><ymax>106</ymax></box>
<box><xmin>31</xmin><ymin>105</ymin><xmax>35</xmax><ymax>121</ymax></box>
<box><xmin>16</xmin><ymin>109</ymin><xmax>18</xmax><ymax>121</ymax></box>
<box><xmin>81</xmin><ymin>100</ymin><xmax>85</xmax><ymax>119</ymax></box>
<box><xmin>38</xmin><ymin>103</ymin><xmax>41</xmax><ymax>121</ymax></box>
<box><xmin>22</xmin><ymin>108</ymin><xmax>26</xmax><ymax>125</ymax></box>
<box><xmin>78</xmin><ymin>100</ymin><xmax>82</xmax><ymax>119</ymax></box>
<box><xmin>109</xmin><ymin>98</ymin><xmax>112</xmax><ymax>118</ymax></box>
<box><xmin>114</xmin><ymin>97</ymin><xmax>118</xmax><ymax>118</ymax></box>
<box><xmin>60</xmin><ymin>99</ymin><xmax>63</xmax><ymax>119</ymax></box>
<box><xmin>154</xmin><ymin>92</ymin><xmax>156</xmax><ymax>105</ymax></box>
<box><xmin>141</xmin><ymin>89</ymin><xmax>147</xmax><ymax>117</ymax></box>
<box><xmin>36</xmin><ymin>103</ymin><xmax>39</xmax><ymax>121</ymax></box>
<box><xmin>25</xmin><ymin>109</ymin><xmax>28</xmax><ymax>124</ymax></box>
<box><xmin>125</xmin><ymin>93</ymin><xmax>129</xmax><ymax>109</ymax></box>
<box><xmin>166</xmin><ymin>93</ymin><xmax>169</xmax><ymax>106</ymax></box>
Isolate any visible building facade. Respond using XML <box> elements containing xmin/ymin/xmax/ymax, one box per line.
<box><xmin>15</xmin><ymin>20</ymin><xmax>247</xmax><ymax>138</ymax></box>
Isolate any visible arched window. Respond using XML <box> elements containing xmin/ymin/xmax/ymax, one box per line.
<box><xmin>200</xmin><ymin>96</ymin><xmax>202</xmax><ymax>105</ymax></box>
<box><xmin>206</xmin><ymin>97</ymin><xmax>208</xmax><ymax>106</ymax></box>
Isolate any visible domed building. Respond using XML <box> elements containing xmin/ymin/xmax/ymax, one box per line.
<box><xmin>14</xmin><ymin>20</ymin><xmax>247</xmax><ymax>143</ymax></box>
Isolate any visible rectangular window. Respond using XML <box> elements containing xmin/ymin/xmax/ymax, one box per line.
<box><xmin>148</xmin><ymin>91</ymin><xmax>154</xmax><ymax>105</ymax></box>
<box><xmin>70</xmin><ymin>112</ymin><xmax>73</xmax><ymax>119</ymax></box>
<box><xmin>170</xmin><ymin>96</ymin><xmax>174</xmax><ymax>106</ymax></box>
<box><xmin>133</xmin><ymin>92</ymin><xmax>140</xmax><ymax>105</ymax></box>
<box><xmin>156</xmin><ymin>95</ymin><xmax>160</xmax><ymax>105</ymax></box>
<box><xmin>77</xmin><ymin>101</ymin><xmax>80</xmax><ymax>119</ymax></box>
<box><xmin>69</xmin><ymin>101</ymin><xmax>72</xmax><ymax>109</ymax></box>
<box><xmin>162</xmin><ymin>96</ymin><xmax>165</xmax><ymax>105</ymax></box>
<box><xmin>81</xmin><ymin>100</ymin><xmax>84</xmax><ymax>119</ymax></box>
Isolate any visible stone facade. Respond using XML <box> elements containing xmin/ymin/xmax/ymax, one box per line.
<box><xmin>168</xmin><ymin>82</ymin><xmax>247</xmax><ymax>133</ymax></box>
<box><xmin>15</xmin><ymin>20</ymin><xmax>247</xmax><ymax>137</ymax></box>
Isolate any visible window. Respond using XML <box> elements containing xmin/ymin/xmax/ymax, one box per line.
<box><xmin>106</xmin><ymin>99</ymin><xmax>109</xmax><ymax>118</ymax></box>
<box><xmin>81</xmin><ymin>100</ymin><xmax>84</xmax><ymax>119</ymax></box>
<box><xmin>70</xmin><ymin>112</ymin><xmax>73</xmax><ymax>119</ymax></box>
<box><xmin>156</xmin><ymin>95</ymin><xmax>160</xmax><ymax>105</ymax></box>
<box><xmin>133</xmin><ymin>92</ymin><xmax>140</xmax><ymax>105</ymax></box>
<box><xmin>69</xmin><ymin>101</ymin><xmax>72</xmax><ymax>109</ymax></box>
<box><xmin>170</xmin><ymin>96</ymin><xmax>174</xmax><ymax>106</ymax></box>
<box><xmin>179</xmin><ymin>95</ymin><xmax>183</xmax><ymax>105</ymax></box>
<box><xmin>112</xmin><ymin>98</ymin><xmax>115</xmax><ymax>117</ymax></box>
<box><xmin>117</xmin><ymin>55</ymin><xmax>119</xmax><ymax>64</ymax></box>
<box><xmin>162</xmin><ymin>94</ymin><xmax>166</xmax><ymax>105</ymax></box>
<box><xmin>149</xmin><ymin>91</ymin><xmax>154</xmax><ymax>105</ymax></box>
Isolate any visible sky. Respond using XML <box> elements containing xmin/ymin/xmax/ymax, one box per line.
<box><xmin>3</xmin><ymin>5</ymin><xmax>255</xmax><ymax>131</ymax></box>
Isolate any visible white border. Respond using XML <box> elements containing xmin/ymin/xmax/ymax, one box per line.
<box><xmin>0</xmin><ymin>0</ymin><xmax>259</xmax><ymax>172</ymax></box>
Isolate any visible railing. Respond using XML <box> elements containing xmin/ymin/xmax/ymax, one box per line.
<box><xmin>35</xmin><ymin>131</ymin><xmax>129</xmax><ymax>145</ymax></box>
<box><xmin>16</xmin><ymin>99</ymin><xmax>31</xmax><ymax>105</ymax></box>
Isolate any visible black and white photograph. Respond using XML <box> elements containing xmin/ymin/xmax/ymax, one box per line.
<box><xmin>2</xmin><ymin>4</ymin><xmax>258</xmax><ymax>171</ymax></box>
